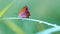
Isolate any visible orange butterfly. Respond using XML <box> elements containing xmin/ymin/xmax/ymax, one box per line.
<box><xmin>18</xmin><ymin>6</ymin><xmax>30</xmax><ymax>18</ymax></box>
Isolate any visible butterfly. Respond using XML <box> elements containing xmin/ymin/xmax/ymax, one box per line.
<box><xmin>18</xmin><ymin>6</ymin><xmax>30</xmax><ymax>18</ymax></box>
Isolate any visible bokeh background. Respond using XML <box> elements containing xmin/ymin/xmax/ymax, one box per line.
<box><xmin>0</xmin><ymin>0</ymin><xmax>60</xmax><ymax>34</ymax></box>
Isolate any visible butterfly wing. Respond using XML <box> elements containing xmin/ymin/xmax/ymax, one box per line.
<box><xmin>18</xmin><ymin>6</ymin><xmax>30</xmax><ymax>18</ymax></box>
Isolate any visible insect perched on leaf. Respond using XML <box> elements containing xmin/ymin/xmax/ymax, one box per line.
<box><xmin>18</xmin><ymin>6</ymin><xmax>30</xmax><ymax>18</ymax></box>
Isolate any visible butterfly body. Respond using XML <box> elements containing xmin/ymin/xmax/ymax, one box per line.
<box><xmin>18</xmin><ymin>6</ymin><xmax>30</xmax><ymax>18</ymax></box>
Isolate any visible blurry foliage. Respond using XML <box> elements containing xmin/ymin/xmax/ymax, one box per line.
<box><xmin>0</xmin><ymin>0</ymin><xmax>60</xmax><ymax>34</ymax></box>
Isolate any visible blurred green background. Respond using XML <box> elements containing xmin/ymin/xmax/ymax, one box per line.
<box><xmin>0</xmin><ymin>0</ymin><xmax>60</xmax><ymax>34</ymax></box>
